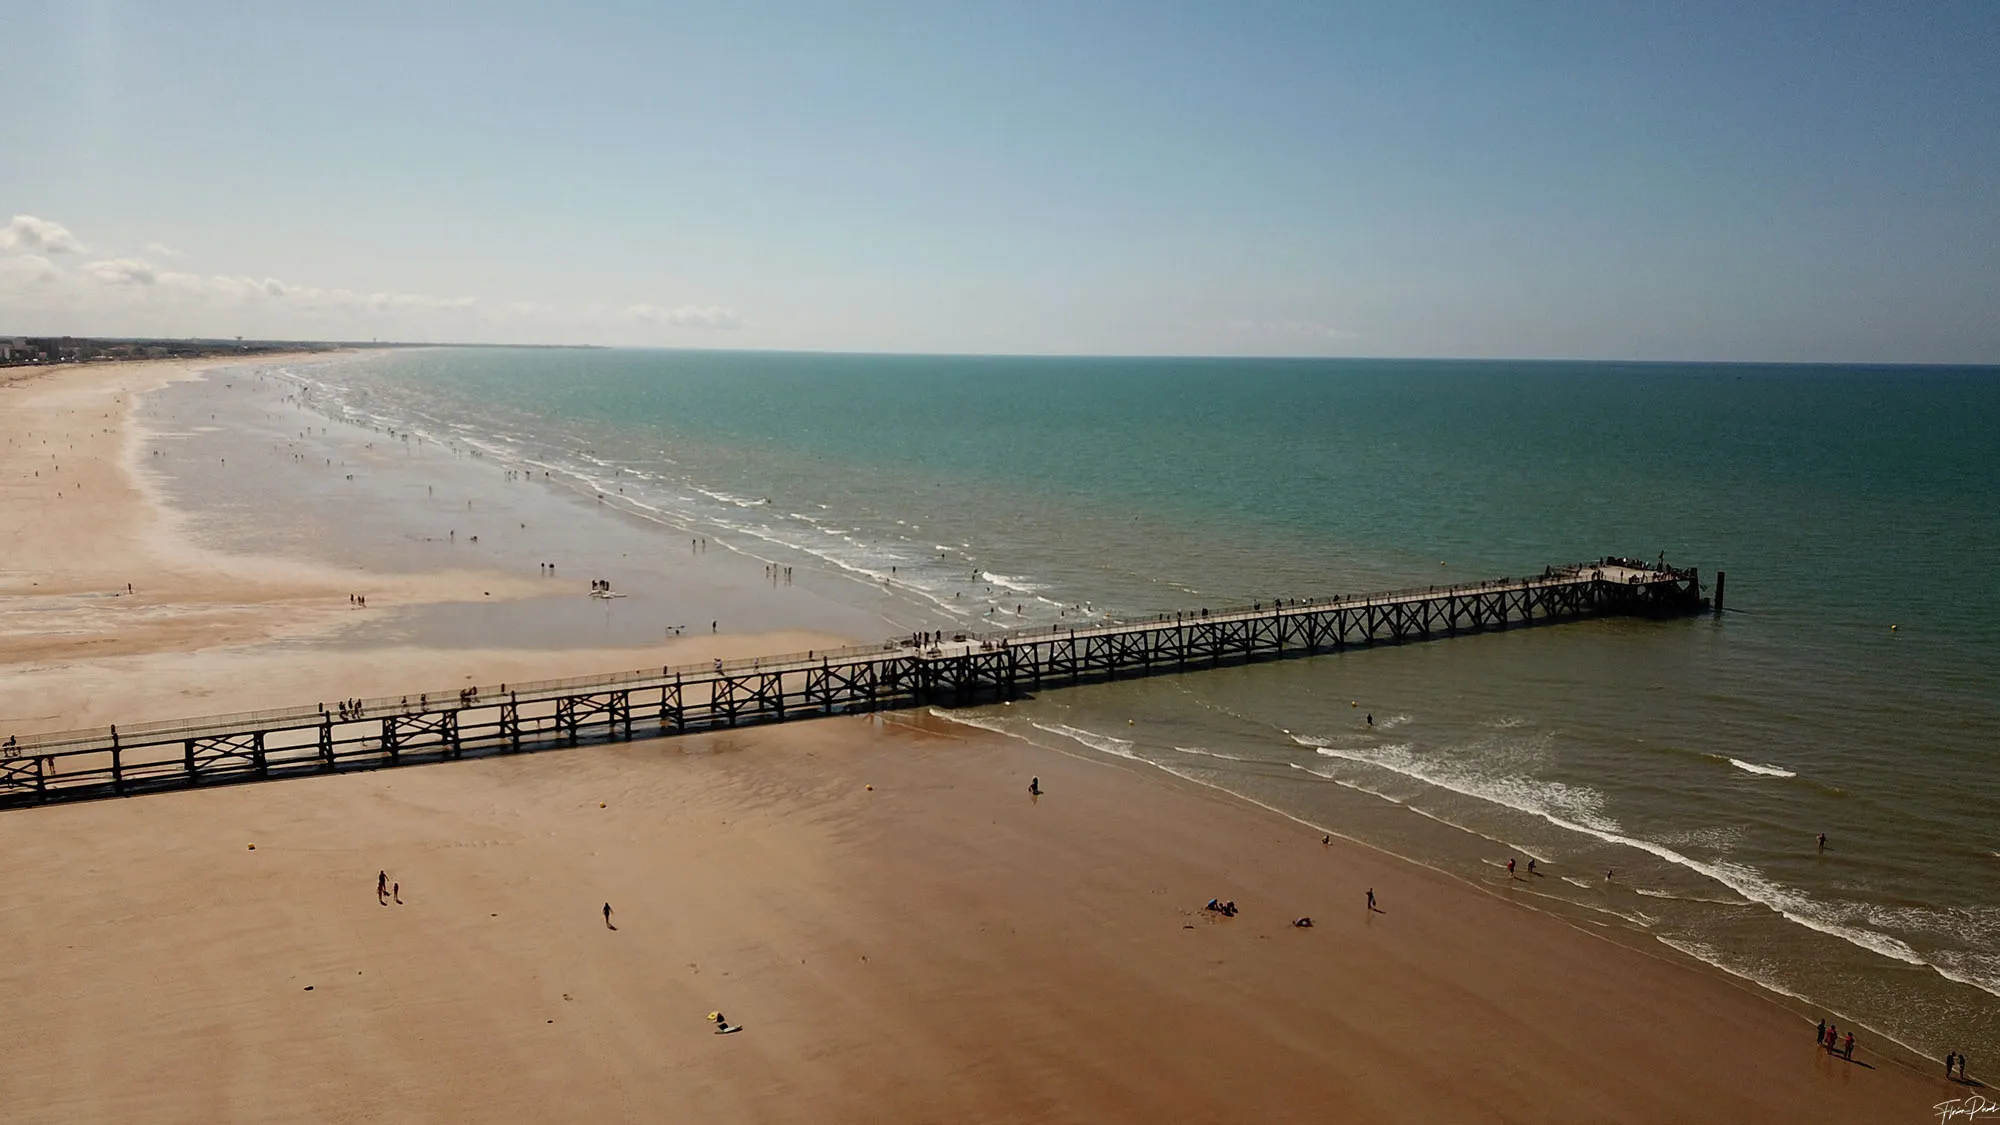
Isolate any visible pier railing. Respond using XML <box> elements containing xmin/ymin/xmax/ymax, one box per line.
<box><xmin>0</xmin><ymin>560</ymin><xmax>1705</xmax><ymax>809</ymax></box>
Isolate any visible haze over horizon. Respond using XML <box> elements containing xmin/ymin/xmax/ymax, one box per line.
<box><xmin>4</xmin><ymin>2</ymin><xmax>1998</xmax><ymax>364</ymax></box>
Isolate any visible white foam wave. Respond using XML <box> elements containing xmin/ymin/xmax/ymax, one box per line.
<box><xmin>1298</xmin><ymin>729</ymin><xmax>1941</xmax><ymax>976</ymax></box>
<box><xmin>1727</xmin><ymin>758</ymin><xmax>1797</xmax><ymax>778</ymax></box>
<box><xmin>1655</xmin><ymin>939</ymin><xmax>1814</xmax><ymax>1005</ymax></box>
<box><xmin>1312</xmin><ymin>740</ymin><xmax>1622</xmax><ymax>836</ymax></box>
<box><xmin>1633</xmin><ymin>887</ymin><xmax>1753</xmax><ymax>907</ymax></box>
<box><xmin>1030</xmin><ymin>721</ymin><xmax>1140</xmax><ymax>761</ymax></box>
<box><xmin>979</xmin><ymin>570</ymin><xmax>1048</xmax><ymax>593</ymax></box>
<box><xmin>690</xmin><ymin>485</ymin><xmax>766</xmax><ymax>508</ymax></box>
<box><xmin>1285</xmin><ymin>762</ymin><xmax>1408</xmax><ymax>804</ymax></box>
<box><xmin>1173</xmin><ymin>745</ymin><xmax>1247</xmax><ymax>762</ymax></box>
<box><xmin>926</xmin><ymin>709</ymin><xmax>1017</xmax><ymax>738</ymax></box>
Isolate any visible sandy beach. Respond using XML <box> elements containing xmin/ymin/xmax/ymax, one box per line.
<box><xmin>0</xmin><ymin>357</ymin><xmax>1970</xmax><ymax>1122</ymax></box>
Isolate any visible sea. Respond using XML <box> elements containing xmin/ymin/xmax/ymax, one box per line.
<box><xmin>201</xmin><ymin>347</ymin><xmax>2000</xmax><ymax>1061</ymax></box>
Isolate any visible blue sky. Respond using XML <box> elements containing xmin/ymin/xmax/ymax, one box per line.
<box><xmin>4</xmin><ymin>1</ymin><xmax>1997</xmax><ymax>361</ymax></box>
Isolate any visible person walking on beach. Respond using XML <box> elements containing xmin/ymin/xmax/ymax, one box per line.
<box><xmin>1366</xmin><ymin>888</ymin><xmax>1376</xmax><ymax>911</ymax></box>
<box><xmin>377</xmin><ymin>871</ymin><xmax>389</xmax><ymax>905</ymax></box>
<box><xmin>1817</xmin><ymin>832</ymin><xmax>1826</xmax><ymax>852</ymax></box>
<box><xmin>1816</xmin><ymin>1019</ymin><xmax>1826</xmax><ymax>1046</ymax></box>
<box><xmin>1028</xmin><ymin>777</ymin><xmax>1040</xmax><ymax>796</ymax></box>
<box><xmin>1506</xmin><ymin>858</ymin><xmax>1516</xmax><ymax>877</ymax></box>
<box><xmin>1945</xmin><ymin>1051</ymin><xmax>1955</xmax><ymax>1077</ymax></box>
<box><xmin>1842</xmin><ymin>1031</ymin><xmax>1854</xmax><ymax>1060</ymax></box>
<box><xmin>603</xmin><ymin>902</ymin><xmax>615</xmax><ymax>929</ymax></box>
<box><xmin>393</xmin><ymin>882</ymin><xmax>401</xmax><ymax>905</ymax></box>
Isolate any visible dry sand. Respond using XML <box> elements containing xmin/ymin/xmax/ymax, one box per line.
<box><xmin>0</xmin><ymin>359</ymin><xmax>1964</xmax><ymax>1122</ymax></box>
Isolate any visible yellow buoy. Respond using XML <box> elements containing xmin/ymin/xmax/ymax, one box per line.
<box><xmin>865</xmin><ymin>784</ymin><xmax>874</xmax><ymax>791</ymax></box>
<box><xmin>599</xmin><ymin>803</ymin><xmax>607</xmax><ymax>808</ymax></box>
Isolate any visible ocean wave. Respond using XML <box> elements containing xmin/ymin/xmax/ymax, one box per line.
<box><xmin>1029</xmin><ymin>721</ymin><xmax>1141</xmax><ymax>761</ymax></box>
<box><xmin>1297</xmin><ymin>728</ymin><xmax>1950</xmax><ymax>978</ymax></box>
<box><xmin>273</xmin><ymin>362</ymin><xmax>1068</xmax><ymax>629</ymax></box>
<box><xmin>1655</xmin><ymin>939</ymin><xmax>1815</xmax><ymax>1006</ymax></box>
<box><xmin>1726</xmin><ymin>757</ymin><xmax>1797</xmax><ymax>778</ymax></box>
<box><xmin>1634</xmin><ymin>887</ymin><xmax>1753</xmax><ymax>907</ymax></box>
<box><xmin>1285</xmin><ymin>762</ymin><xmax>1407</xmax><ymax>804</ymax></box>
<box><xmin>1173</xmin><ymin>745</ymin><xmax>1247</xmax><ymax>762</ymax></box>
<box><xmin>926</xmin><ymin>708</ymin><xmax>1017</xmax><ymax>738</ymax></box>
<box><xmin>690</xmin><ymin>485</ymin><xmax>767</xmax><ymax>508</ymax></box>
<box><xmin>980</xmin><ymin>570</ymin><xmax>1048</xmax><ymax>593</ymax></box>
<box><xmin>1312</xmin><ymin>739</ymin><xmax>1623</xmax><ymax>836</ymax></box>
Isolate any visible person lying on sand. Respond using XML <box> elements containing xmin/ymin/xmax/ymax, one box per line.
<box><xmin>1293</xmin><ymin>917</ymin><xmax>1313</xmax><ymax>928</ymax></box>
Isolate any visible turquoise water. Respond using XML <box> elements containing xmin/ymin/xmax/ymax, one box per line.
<box><xmin>296</xmin><ymin>347</ymin><xmax>2000</xmax><ymax>1060</ymax></box>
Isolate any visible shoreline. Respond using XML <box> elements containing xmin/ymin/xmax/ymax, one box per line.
<box><xmin>1</xmin><ymin>354</ymin><xmax>864</xmax><ymax>734</ymax></box>
<box><xmin>0</xmin><ymin>712</ymin><xmax>1960</xmax><ymax>1123</ymax></box>
<box><xmin>0</xmin><ymin>355</ymin><xmax>1972</xmax><ymax>1119</ymax></box>
<box><xmin>936</xmin><ymin>705</ymin><xmax>1965</xmax><ymax>1081</ymax></box>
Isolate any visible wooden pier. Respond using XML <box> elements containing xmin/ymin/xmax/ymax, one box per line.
<box><xmin>0</xmin><ymin>561</ymin><xmax>1705</xmax><ymax>809</ymax></box>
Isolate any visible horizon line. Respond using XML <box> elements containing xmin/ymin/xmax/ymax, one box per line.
<box><xmin>8</xmin><ymin>333</ymin><xmax>2000</xmax><ymax>370</ymax></box>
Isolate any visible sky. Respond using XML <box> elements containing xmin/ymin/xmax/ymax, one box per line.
<box><xmin>3</xmin><ymin>1</ymin><xmax>1998</xmax><ymax>362</ymax></box>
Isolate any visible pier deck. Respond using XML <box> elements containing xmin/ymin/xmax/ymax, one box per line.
<box><xmin>0</xmin><ymin>561</ymin><xmax>1705</xmax><ymax>809</ymax></box>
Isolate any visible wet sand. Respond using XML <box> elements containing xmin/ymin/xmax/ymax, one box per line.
<box><xmin>0</xmin><ymin>715</ymin><xmax>1959</xmax><ymax>1124</ymax></box>
<box><xmin>0</xmin><ymin>358</ymin><xmax>1964</xmax><ymax>1122</ymax></box>
<box><xmin>0</xmin><ymin>355</ymin><xmax>858</xmax><ymax>732</ymax></box>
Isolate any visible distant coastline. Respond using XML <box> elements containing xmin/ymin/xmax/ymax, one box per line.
<box><xmin>0</xmin><ymin>336</ymin><xmax>601</xmax><ymax>370</ymax></box>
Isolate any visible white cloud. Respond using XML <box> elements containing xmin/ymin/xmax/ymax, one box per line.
<box><xmin>85</xmin><ymin>257</ymin><xmax>161</xmax><ymax>286</ymax></box>
<box><xmin>2</xmin><ymin>214</ymin><xmax>742</xmax><ymax>344</ymax></box>
<box><xmin>627</xmin><ymin>303</ymin><xmax>750</xmax><ymax>330</ymax></box>
<box><xmin>2</xmin><ymin>215</ymin><xmax>88</xmax><ymax>255</ymax></box>
<box><xmin>0</xmin><ymin>253</ymin><xmax>60</xmax><ymax>285</ymax></box>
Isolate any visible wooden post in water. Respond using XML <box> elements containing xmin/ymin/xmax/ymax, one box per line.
<box><xmin>1714</xmin><ymin>571</ymin><xmax>1726</xmax><ymax>616</ymax></box>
